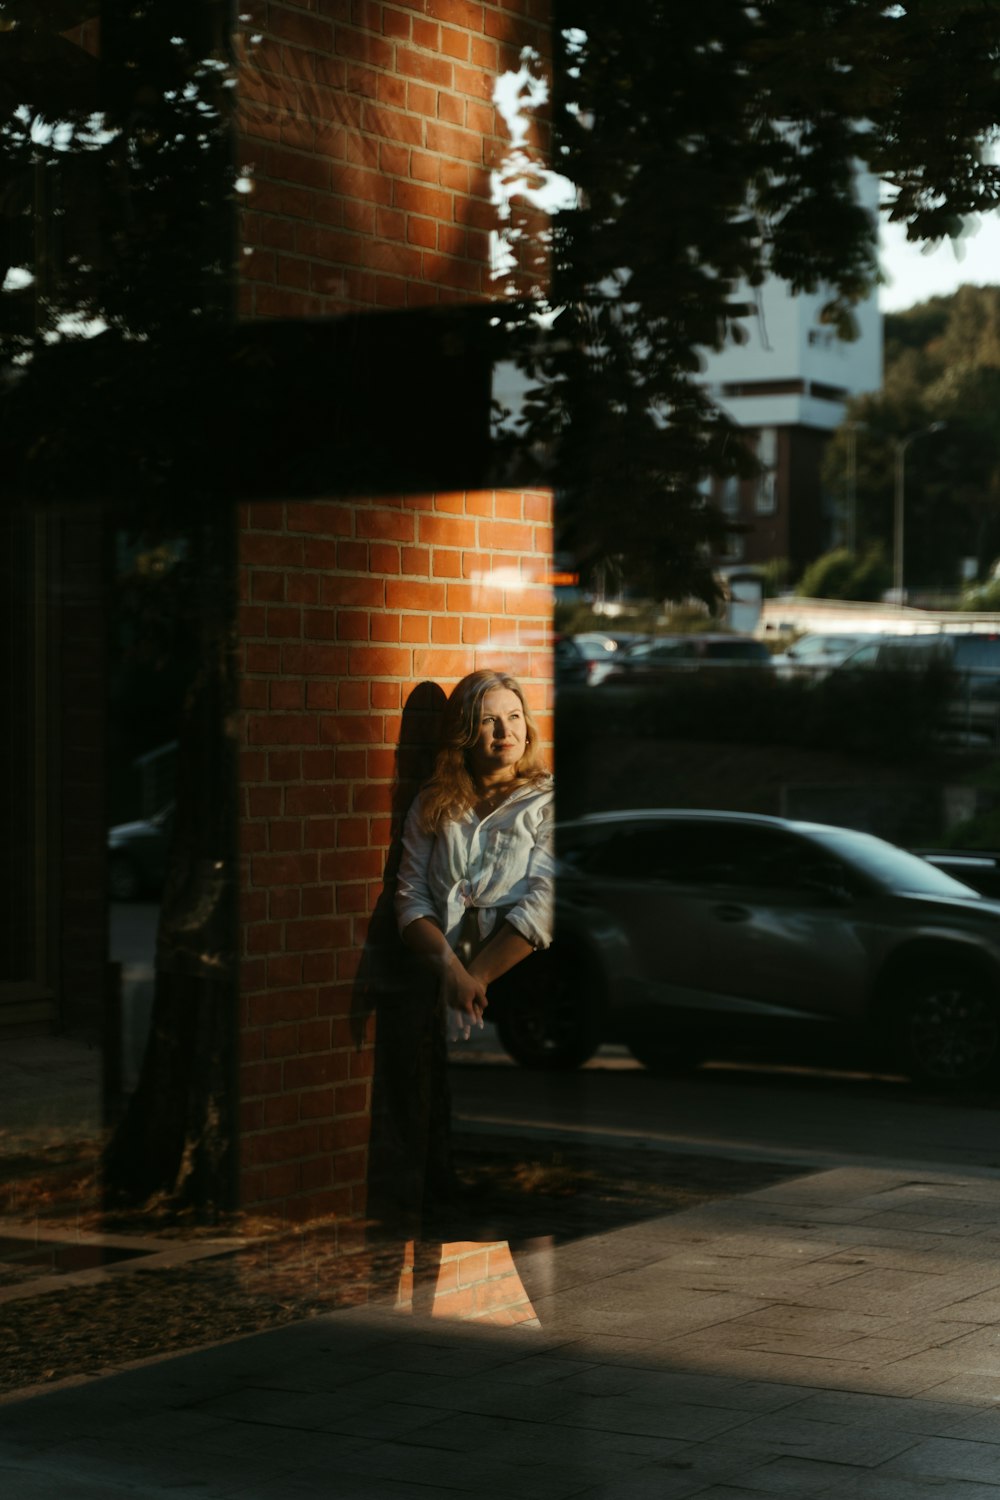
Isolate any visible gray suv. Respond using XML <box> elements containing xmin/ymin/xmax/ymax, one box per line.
<box><xmin>495</xmin><ymin>810</ymin><xmax>1000</xmax><ymax>1088</ymax></box>
<box><xmin>839</xmin><ymin>632</ymin><xmax>1000</xmax><ymax>742</ymax></box>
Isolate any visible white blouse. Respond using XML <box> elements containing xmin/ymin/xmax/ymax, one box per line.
<box><xmin>395</xmin><ymin>774</ymin><xmax>555</xmax><ymax>952</ymax></box>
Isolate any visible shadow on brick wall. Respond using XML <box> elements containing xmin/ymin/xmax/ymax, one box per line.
<box><xmin>353</xmin><ymin>680</ymin><xmax>452</xmax><ymax>1231</ymax></box>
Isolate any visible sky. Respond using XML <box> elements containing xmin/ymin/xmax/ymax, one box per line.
<box><xmin>879</xmin><ymin>211</ymin><xmax>1000</xmax><ymax>312</ymax></box>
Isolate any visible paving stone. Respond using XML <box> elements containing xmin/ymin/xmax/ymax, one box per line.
<box><xmin>824</xmin><ymin>1334</ymin><xmax>973</xmax><ymax>1367</ymax></box>
<box><xmin>906</xmin><ymin>1178</ymin><xmax>1000</xmax><ymax>1206</ymax></box>
<box><xmin>859</xmin><ymin>1211</ymin><xmax>1000</xmax><ymax>1237</ymax></box>
<box><xmin>192</xmin><ymin>1385</ymin><xmax>371</xmax><ymax>1430</ymax></box>
<box><xmin>564</xmin><ymin>1442</ymin><xmax>771</xmax><ymax>1500</ymax></box>
<box><xmin>792</xmin><ymin>1223</ymin><xmax>980</xmax><ymax>1256</ymax></box>
<box><xmin>870</xmin><ymin>1316</ymin><xmax>979</xmax><ymax>1347</ymax></box>
<box><xmin>886</xmin><ymin>1435</ymin><xmax>1000</xmax><ymax>1484</ymax></box>
<box><xmin>328</xmin><ymin>1366</ymin><xmax>586</xmax><ymax>1425</ymax></box>
<box><xmin>910</xmin><ymin>1373</ymin><xmax>1000</xmax><ymax>1405</ymax></box>
<box><xmin>558</xmin><ymin>1368</ymin><xmax>817</xmax><ymax>1415</ymax></box>
<box><xmin>528</xmin><ymin>1295</ymin><xmax>770</xmax><ymax>1341</ymax></box>
<box><xmin>810</xmin><ymin>1242</ymin><xmax>977</xmax><ymax>1274</ymax></box>
<box><xmin>662</xmin><ymin>1324</ymin><xmax>865</xmax><ymax>1361</ymax></box>
<box><xmin>704</xmin><ymin>1453</ymin><xmax>871</xmax><ymax>1493</ymax></box>
<box><xmin>790</xmin><ymin>1389</ymin><xmax>978</xmax><ymax>1436</ymax></box>
<box><xmin>841</xmin><ymin>1185</ymin><xmax>1000</xmax><ymax>1214</ymax></box>
<box><xmin>248</xmin><ymin>1355</ymin><xmax>387</xmax><ymax>1393</ymax></box>
<box><xmin>942</xmin><ymin>1408</ymin><xmax>1000</xmax><ymax>1445</ymax></box>
<box><xmin>10</xmin><ymin>1436</ymin><xmax>286</xmax><ymax>1497</ymax></box>
<box><xmin>559</xmin><ymin>1393</ymin><xmax>756</xmax><ymax>1443</ymax></box>
<box><xmin>685</xmin><ymin>1488</ymin><xmax>838</xmax><ymax>1500</ymax></box>
<box><xmin>404</xmin><ymin>1412</ymin><xmax>687</xmax><ymax>1475</ymax></box>
<box><xmin>730</xmin><ymin>1303</ymin><xmax>895</xmax><ymax>1339</ymax></box>
<box><xmin>655</xmin><ymin>1342</ymin><xmax>947</xmax><ymax>1398</ymax></box>
<box><xmin>487</xmin><ymin>1353</ymin><xmax>598</xmax><ymax>1385</ymax></box>
<box><xmin>232</xmin><ymin>1476</ymin><xmax>432</xmax><ymax>1500</ymax></box>
<box><xmin>0</xmin><ymin>1459</ymin><xmax>147</xmax><ymax>1500</ymax></box>
<box><xmin>881</xmin><ymin>1336</ymin><xmax>1000</xmax><ymax>1390</ymax></box>
<box><xmin>945</xmin><ymin>1291</ymin><xmax>1000</xmax><ymax>1324</ymax></box>
<box><xmin>796</xmin><ymin>1267</ymin><xmax>997</xmax><ymax>1317</ymax></box>
<box><xmin>668</xmin><ymin>1253</ymin><xmax>867</xmax><ymax>1295</ymax></box>
<box><xmin>722</xmin><ymin>1382</ymin><xmax>829</xmax><ymax>1414</ymax></box>
<box><xmin>807</xmin><ymin>1478</ymin><xmax>1000</xmax><ymax>1500</ymax></box>
<box><xmin>545</xmin><ymin>1333</ymin><xmax>664</xmax><ymax>1366</ymax></box>
<box><xmin>343</xmin><ymin>1337</ymin><xmax>528</xmax><ymax>1377</ymax></box>
<box><xmin>322</xmin><ymin>1436</ymin><xmax>597</xmax><ymax>1499</ymax></box>
<box><xmin>750</xmin><ymin>1168</ymin><xmax>946</xmax><ymax>1203</ymax></box>
<box><xmin>711</xmin><ymin>1411</ymin><xmax>922</xmax><ymax>1466</ymax></box>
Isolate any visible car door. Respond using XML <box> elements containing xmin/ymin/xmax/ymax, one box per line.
<box><xmin>560</xmin><ymin>820</ymin><xmax>714</xmax><ymax>1007</ymax></box>
<box><xmin>951</xmin><ymin>635</ymin><xmax>1000</xmax><ymax>736</ymax></box>
<box><xmin>692</xmin><ymin>825</ymin><xmax>871</xmax><ymax>1023</ymax></box>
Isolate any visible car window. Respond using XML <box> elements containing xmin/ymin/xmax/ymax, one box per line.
<box><xmin>790</xmin><ymin>636</ymin><xmax>848</xmax><ymax>658</ymax></box>
<box><xmin>809</xmin><ymin>826</ymin><xmax>978</xmax><ymax>897</ymax></box>
<box><xmin>645</xmin><ymin>641</ymin><xmax>694</xmax><ymax>662</ymax></box>
<box><xmin>682</xmin><ymin>825</ymin><xmax>853</xmax><ymax>892</ymax></box>
<box><xmin>564</xmin><ymin>821</ymin><xmax>823</xmax><ymax>889</ymax></box>
<box><xmin>843</xmin><ymin>642</ymin><xmax>880</xmax><ymax>667</ymax></box>
<box><xmin>879</xmin><ymin>638</ymin><xmax>949</xmax><ymax>668</ymax></box>
<box><xmin>567</xmin><ymin>823</ymin><xmax>692</xmax><ymax>879</ymax></box>
<box><xmin>703</xmin><ymin>639</ymin><xmax>770</xmax><ymax>661</ymax></box>
<box><xmin>561</xmin><ymin>819</ymin><xmax>873</xmax><ymax>899</ymax></box>
<box><xmin>562</xmin><ymin>820</ymin><xmax>734</xmax><ymax>881</ymax></box>
<box><xmin>952</xmin><ymin>636</ymin><xmax>1000</xmax><ymax>669</ymax></box>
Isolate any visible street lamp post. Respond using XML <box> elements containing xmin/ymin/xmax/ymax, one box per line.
<box><xmin>844</xmin><ymin>420</ymin><xmax>866</xmax><ymax>554</ymax></box>
<box><xmin>893</xmin><ymin>422</ymin><xmax>945</xmax><ymax>603</ymax></box>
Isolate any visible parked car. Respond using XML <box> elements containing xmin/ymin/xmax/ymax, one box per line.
<box><xmin>601</xmin><ymin>633</ymin><xmax>772</xmax><ymax>683</ymax></box>
<box><xmin>108</xmin><ymin>803</ymin><xmax>174</xmax><ymax>900</ymax></box>
<box><xmin>555</xmin><ymin>632</ymin><xmax>622</xmax><ymax>686</ymax></box>
<box><xmin>771</xmin><ymin>631</ymin><xmax>874</xmax><ymax>679</ymax></box>
<box><xmin>915</xmin><ymin>850</ymin><xmax>1000</xmax><ymax>900</ymax></box>
<box><xmin>837</xmin><ymin>632</ymin><xmax>1000</xmax><ymax>742</ymax></box>
<box><xmin>494</xmin><ymin>809</ymin><xmax>1000</xmax><ymax>1087</ymax></box>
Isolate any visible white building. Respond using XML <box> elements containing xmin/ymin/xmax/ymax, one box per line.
<box><xmin>700</xmin><ymin>168</ymin><xmax>883</xmax><ymax>572</ymax></box>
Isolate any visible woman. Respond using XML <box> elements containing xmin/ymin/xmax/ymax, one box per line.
<box><xmin>376</xmin><ymin>670</ymin><xmax>552</xmax><ymax>1217</ymax></box>
<box><xmin>396</xmin><ymin>668</ymin><xmax>554</xmax><ymax>1038</ymax></box>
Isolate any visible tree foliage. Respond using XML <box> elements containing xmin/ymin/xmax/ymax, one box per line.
<box><xmin>3</xmin><ymin>1</ymin><xmax>1000</xmax><ymax>1210</ymax></box>
<box><xmin>823</xmin><ymin>283</ymin><xmax>1000</xmax><ymax>588</ymax></box>
<box><xmin>3</xmin><ymin>3</ymin><xmax>1000</xmax><ymax>593</ymax></box>
<box><xmin>796</xmin><ymin>543</ymin><xmax>891</xmax><ymax>601</ymax></box>
<box><xmin>494</xmin><ymin>0</ymin><xmax>1000</xmax><ymax>598</ymax></box>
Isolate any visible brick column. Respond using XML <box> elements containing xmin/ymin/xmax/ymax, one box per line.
<box><xmin>235</xmin><ymin>1</ymin><xmax>553</xmax><ymax>1220</ymax></box>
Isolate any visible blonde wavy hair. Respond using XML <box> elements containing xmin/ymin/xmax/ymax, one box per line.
<box><xmin>419</xmin><ymin>669</ymin><xmax>548</xmax><ymax>832</ymax></box>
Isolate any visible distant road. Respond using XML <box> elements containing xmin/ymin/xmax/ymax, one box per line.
<box><xmin>450</xmin><ymin>1046</ymin><xmax>1000</xmax><ymax>1177</ymax></box>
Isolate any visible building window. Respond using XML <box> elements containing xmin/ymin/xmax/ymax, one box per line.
<box><xmin>720</xmin><ymin>474</ymin><xmax>741</xmax><ymax>517</ymax></box>
<box><xmin>755</xmin><ymin>427</ymin><xmax>777</xmax><ymax>515</ymax></box>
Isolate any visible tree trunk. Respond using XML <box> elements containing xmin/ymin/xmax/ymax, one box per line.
<box><xmin>103</xmin><ymin>514</ymin><xmax>238</xmax><ymax>1217</ymax></box>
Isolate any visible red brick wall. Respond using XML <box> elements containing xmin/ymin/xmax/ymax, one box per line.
<box><xmin>237</xmin><ymin>0</ymin><xmax>549</xmax><ymax>317</ymax></box>
<box><xmin>238</xmin><ymin>492</ymin><xmax>552</xmax><ymax>1218</ymax></box>
<box><xmin>235</xmin><ymin>2</ymin><xmax>553</xmax><ymax>1220</ymax></box>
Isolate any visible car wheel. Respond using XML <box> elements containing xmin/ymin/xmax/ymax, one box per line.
<box><xmin>625</xmin><ymin>1034</ymin><xmax>704</xmax><ymax>1076</ymax></box>
<box><xmin>493</xmin><ymin>950</ymin><xmax>601</xmax><ymax>1071</ymax></box>
<box><xmin>109</xmin><ymin>854</ymin><xmax>140</xmax><ymax>902</ymax></box>
<box><xmin>891</xmin><ymin>962</ymin><xmax>1000</xmax><ymax>1087</ymax></box>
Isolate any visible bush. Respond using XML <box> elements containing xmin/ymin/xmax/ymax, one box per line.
<box><xmin>795</xmin><ymin>545</ymin><xmax>890</xmax><ymax>602</ymax></box>
<box><xmin>960</xmin><ymin>578</ymin><xmax>1000</xmax><ymax>611</ymax></box>
<box><xmin>560</xmin><ymin>661</ymin><xmax>954</xmax><ymax>762</ymax></box>
<box><xmin>796</xmin><ymin>548</ymin><xmax>856</xmax><ymax>599</ymax></box>
<box><xmin>758</xmin><ymin>557</ymin><xmax>792</xmax><ymax>598</ymax></box>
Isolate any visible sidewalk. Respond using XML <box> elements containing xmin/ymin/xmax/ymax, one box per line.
<box><xmin>5</xmin><ymin>1163</ymin><xmax>1000</xmax><ymax>1497</ymax></box>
